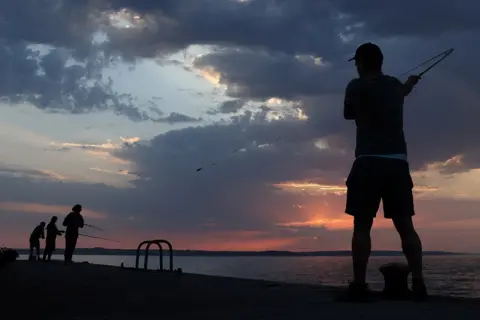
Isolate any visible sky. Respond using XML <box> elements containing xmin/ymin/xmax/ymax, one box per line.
<box><xmin>1</xmin><ymin>0</ymin><xmax>480</xmax><ymax>252</ymax></box>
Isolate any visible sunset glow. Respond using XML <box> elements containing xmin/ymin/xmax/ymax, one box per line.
<box><xmin>277</xmin><ymin>218</ymin><xmax>351</xmax><ymax>230</ymax></box>
<box><xmin>273</xmin><ymin>181</ymin><xmax>440</xmax><ymax>196</ymax></box>
<box><xmin>0</xmin><ymin>202</ymin><xmax>107</xmax><ymax>219</ymax></box>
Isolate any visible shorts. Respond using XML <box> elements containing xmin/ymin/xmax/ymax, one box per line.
<box><xmin>345</xmin><ymin>156</ymin><xmax>415</xmax><ymax>219</ymax></box>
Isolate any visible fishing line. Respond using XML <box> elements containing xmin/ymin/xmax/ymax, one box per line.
<box><xmin>79</xmin><ymin>233</ymin><xmax>120</xmax><ymax>243</ymax></box>
<box><xmin>398</xmin><ymin>48</ymin><xmax>454</xmax><ymax>78</ymax></box>
<box><xmin>195</xmin><ymin>48</ymin><xmax>454</xmax><ymax>173</ymax></box>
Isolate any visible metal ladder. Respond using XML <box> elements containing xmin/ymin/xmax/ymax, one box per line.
<box><xmin>135</xmin><ymin>239</ymin><xmax>174</xmax><ymax>271</ymax></box>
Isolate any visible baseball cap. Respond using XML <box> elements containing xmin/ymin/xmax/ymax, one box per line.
<box><xmin>348</xmin><ymin>42</ymin><xmax>383</xmax><ymax>63</ymax></box>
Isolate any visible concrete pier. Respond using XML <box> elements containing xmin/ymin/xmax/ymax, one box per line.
<box><xmin>1</xmin><ymin>260</ymin><xmax>479</xmax><ymax>319</ymax></box>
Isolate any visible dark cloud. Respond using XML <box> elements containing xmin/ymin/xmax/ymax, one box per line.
<box><xmin>187</xmin><ymin>22</ymin><xmax>480</xmax><ymax>172</ymax></box>
<box><xmin>110</xmin><ymin>111</ymin><xmax>350</xmax><ymax>230</ymax></box>
<box><xmin>334</xmin><ymin>0</ymin><xmax>480</xmax><ymax>37</ymax></box>
<box><xmin>194</xmin><ymin>48</ymin><xmax>350</xmax><ymax>100</ymax></box>
<box><xmin>0</xmin><ymin>1</ymin><xmax>151</xmax><ymax>120</ymax></box>
<box><xmin>153</xmin><ymin>112</ymin><xmax>202</xmax><ymax>124</ymax></box>
<box><xmin>207</xmin><ymin>99</ymin><xmax>246</xmax><ymax>115</ymax></box>
<box><xmin>0</xmin><ymin>0</ymin><xmax>352</xmax><ymax>120</ymax></box>
<box><xmin>102</xmin><ymin>0</ymin><xmax>347</xmax><ymax>59</ymax></box>
<box><xmin>2</xmin><ymin>0</ymin><xmax>475</xmax><ymax>124</ymax></box>
<box><xmin>0</xmin><ymin>114</ymin><xmax>352</xmax><ymax>243</ymax></box>
<box><xmin>0</xmin><ymin>42</ymin><xmax>155</xmax><ymax>121</ymax></box>
<box><xmin>0</xmin><ymin>0</ymin><xmax>95</xmax><ymax>50</ymax></box>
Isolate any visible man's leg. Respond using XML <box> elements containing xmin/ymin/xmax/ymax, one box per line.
<box><xmin>341</xmin><ymin>158</ymin><xmax>381</xmax><ymax>301</ymax></box>
<box><xmin>64</xmin><ymin>237</ymin><xmax>71</xmax><ymax>263</ymax></box>
<box><xmin>352</xmin><ymin>216</ymin><xmax>374</xmax><ymax>285</ymax></box>
<box><xmin>392</xmin><ymin>217</ymin><xmax>423</xmax><ymax>279</ymax></box>
<box><xmin>383</xmin><ymin>159</ymin><xmax>427</xmax><ymax>300</ymax></box>
<box><xmin>35</xmin><ymin>243</ymin><xmax>40</xmax><ymax>260</ymax></box>
<box><xmin>44</xmin><ymin>243</ymin><xmax>52</xmax><ymax>261</ymax></box>
<box><xmin>65</xmin><ymin>235</ymin><xmax>78</xmax><ymax>262</ymax></box>
<box><xmin>346</xmin><ymin>158</ymin><xmax>381</xmax><ymax>285</ymax></box>
<box><xmin>29</xmin><ymin>242</ymin><xmax>34</xmax><ymax>260</ymax></box>
<box><xmin>70</xmin><ymin>236</ymin><xmax>78</xmax><ymax>261</ymax></box>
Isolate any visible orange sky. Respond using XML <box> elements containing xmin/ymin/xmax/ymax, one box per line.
<box><xmin>4</xmin><ymin>178</ymin><xmax>480</xmax><ymax>253</ymax></box>
<box><xmin>1</xmin><ymin>154</ymin><xmax>480</xmax><ymax>252</ymax></box>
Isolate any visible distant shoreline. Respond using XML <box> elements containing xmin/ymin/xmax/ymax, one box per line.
<box><xmin>13</xmin><ymin>248</ymin><xmax>469</xmax><ymax>257</ymax></box>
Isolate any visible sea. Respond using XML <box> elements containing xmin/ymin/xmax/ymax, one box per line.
<box><xmin>19</xmin><ymin>254</ymin><xmax>480</xmax><ymax>299</ymax></box>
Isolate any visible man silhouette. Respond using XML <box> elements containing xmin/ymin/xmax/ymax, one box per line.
<box><xmin>63</xmin><ymin>204</ymin><xmax>84</xmax><ymax>264</ymax></box>
<box><xmin>43</xmin><ymin>216</ymin><xmax>64</xmax><ymax>261</ymax></box>
<box><xmin>342</xmin><ymin>43</ymin><xmax>427</xmax><ymax>301</ymax></box>
<box><xmin>29</xmin><ymin>222</ymin><xmax>45</xmax><ymax>260</ymax></box>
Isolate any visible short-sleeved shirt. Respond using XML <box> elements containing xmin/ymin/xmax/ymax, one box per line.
<box><xmin>46</xmin><ymin>222</ymin><xmax>60</xmax><ymax>241</ymax></box>
<box><xmin>344</xmin><ymin>74</ymin><xmax>407</xmax><ymax>158</ymax></box>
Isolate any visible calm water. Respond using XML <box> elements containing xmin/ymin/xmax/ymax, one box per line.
<box><xmin>20</xmin><ymin>254</ymin><xmax>480</xmax><ymax>298</ymax></box>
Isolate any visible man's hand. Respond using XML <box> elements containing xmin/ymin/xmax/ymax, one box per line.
<box><xmin>403</xmin><ymin>75</ymin><xmax>421</xmax><ymax>96</ymax></box>
<box><xmin>406</xmin><ymin>75</ymin><xmax>421</xmax><ymax>86</ymax></box>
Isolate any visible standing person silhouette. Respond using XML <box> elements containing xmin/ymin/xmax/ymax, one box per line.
<box><xmin>341</xmin><ymin>43</ymin><xmax>427</xmax><ymax>302</ymax></box>
<box><xmin>43</xmin><ymin>216</ymin><xmax>64</xmax><ymax>261</ymax></box>
<box><xmin>62</xmin><ymin>204</ymin><xmax>84</xmax><ymax>265</ymax></box>
<box><xmin>29</xmin><ymin>222</ymin><xmax>46</xmax><ymax>261</ymax></box>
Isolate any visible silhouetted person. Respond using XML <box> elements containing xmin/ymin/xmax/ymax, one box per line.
<box><xmin>43</xmin><ymin>216</ymin><xmax>64</xmax><ymax>261</ymax></box>
<box><xmin>29</xmin><ymin>222</ymin><xmax>45</xmax><ymax>261</ymax></box>
<box><xmin>63</xmin><ymin>204</ymin><xmax>84</xmax><ymax>264</ymax></box>
<box><xmin>341</xmin><ymin>43</ymin><xmax>427</xmax><ymax>301</ymax></box>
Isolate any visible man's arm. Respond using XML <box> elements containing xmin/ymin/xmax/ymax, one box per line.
<box><xmin>79</xmin><ymin>215</ymin><xmax>84</xmax><ymax>228</ymax></box>
<box><xmin>53</xmin><ymin>224</ymin><xmax>63</xmax><ymax>235</ymax></box>
<box><xmin>344</xmin><ymin>79</ymin><xmax>361</xmax><ymax>120</ymax></box>
<box><xmin>402</xmin><ymin>75</ymin><xmax>421</xmax><ymax>97</ymax></box>
<box><xmin>63</xmin><ymin>213</ymin><xmax>71</xmax><ymax>227</ymax></box>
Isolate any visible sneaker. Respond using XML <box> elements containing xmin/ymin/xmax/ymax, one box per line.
<box><xmin>411</xmin><ymin>278</ymin><xmax>428</xmax><ymax>302</ymax></box>
<box><xmin>337</xmin><ymin>281</ymin><xmax>371</xmax><ymax>302</ymax></box>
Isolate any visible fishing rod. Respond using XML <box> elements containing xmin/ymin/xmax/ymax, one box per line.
<box><xmin>195</xmin><ymin>48</ymin><xmax>454</xmax><ymax>173</ymax></box>
<box><xmin>79</xmin><ymin>233</ymin><xmax>120</xmax><ymax>243</ymax></box>
<box><xmin>84</xmin><ymin>224</ymin><xmax>104</xmax><ymax>232</ymax></box>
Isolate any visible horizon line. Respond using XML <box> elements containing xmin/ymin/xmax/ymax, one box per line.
<box><xmin>11</xmin><ymin>248</ymin><xmax>473</xmax><ymax>255</ymax></box>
